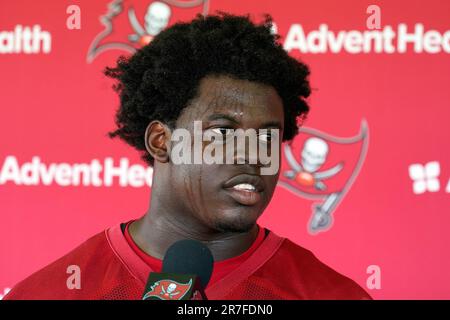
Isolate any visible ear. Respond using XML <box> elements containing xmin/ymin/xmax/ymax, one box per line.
<box><xmin>144</xmin><ymin>120</ymin><xmax>172</xmax><ymax>164</ymax></box>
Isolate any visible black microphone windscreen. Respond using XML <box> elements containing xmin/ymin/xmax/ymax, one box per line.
<box><xmin>162</xmin><ymin>239</ymin><xmax>214</xmax><ymax>288</ymax></box>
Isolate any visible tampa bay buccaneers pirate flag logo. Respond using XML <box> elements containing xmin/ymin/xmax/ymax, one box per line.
<box><xmin>87</xmin><ymin>0</ymin><xmax>210</xmax><ymax>63</ymax></box>
<box><xmin>143</xmin><ymin>279</ymin><xmax>193</xmax><ymax>300</ymax></box>
<box><xmin>278</xmin><ymin>120</ymin><xmax>369</xmax><ymax>234</ymax></box>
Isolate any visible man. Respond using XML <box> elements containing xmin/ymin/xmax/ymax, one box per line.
<box><xmin>5</xmin><ymin>13</ymin><xmax>371</xmax><ymax>300</ymax></box>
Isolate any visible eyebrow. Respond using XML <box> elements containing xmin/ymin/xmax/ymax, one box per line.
<box><xmin>206</xmin><ymin>113</ymin><xmax>282</xmax><ymax>129</ymax></box>
<box><xmin>207</xmin><ymin>113</ymin><xmax>240</xmax><ymax>124</ymax></box>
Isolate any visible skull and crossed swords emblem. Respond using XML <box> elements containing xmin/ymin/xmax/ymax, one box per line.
<box><xmin>280</xmin><ymin>120</ymin><xmax>369</xmax><ymax>233</ymax></box>
<box><xmin>128</xmin><ymin>1</ymin><xmax>172</xmax><ymax>45</ymax></box>
<box><xmin>283</xmin><ymin>137</ymin><xmax>344</xmax><ymax>231</ymax></box>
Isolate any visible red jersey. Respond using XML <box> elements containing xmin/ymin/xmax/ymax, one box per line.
<box><xmin>123</xmin><ymin>221</ymin><xmax>267</xmax><ymax>287</ymax></box>
<box><xmin>4</xmin><ymin>224</ymin><xmax>371</xmax><ymax>300</ymax></box>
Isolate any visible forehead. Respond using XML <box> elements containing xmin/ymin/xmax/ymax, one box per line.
<box><xmin>178</xmin><ymin>74</ymin><xmax>284</xmax><ymax>126</ymax></box>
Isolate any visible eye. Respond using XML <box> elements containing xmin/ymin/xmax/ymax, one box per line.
<box><xmin>258</xmin><ymin>133</ymin><xmax>272</xmax><ymax>143</ymax></box>
<box><xmin>211</xmin><ymin>128</ymin><xmax>234</xmax><ymax>136</ymax></box>
<box><xmin>258</xmin><ymin>129</ymin><xmax>279</xmax><ymax>143</ymax></box>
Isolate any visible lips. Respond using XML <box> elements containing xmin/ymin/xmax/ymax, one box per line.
<box><xmin>222</xmin><ymin>174</ymin><xmax>265</xmax><ymax>206</ymax></box>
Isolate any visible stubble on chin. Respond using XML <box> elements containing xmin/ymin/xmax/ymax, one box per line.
<box><xmin>213</xmin><ymin>217</ymin><xmax>256</xmax><ymax>233</ymax></box>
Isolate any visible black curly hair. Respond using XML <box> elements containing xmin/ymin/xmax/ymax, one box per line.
<box><xmin>105</xmin><ymin>12</ymin><xmax>311</xmax><ymax>166</ymax></box>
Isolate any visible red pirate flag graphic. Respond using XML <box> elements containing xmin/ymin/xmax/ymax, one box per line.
<box><xmin>87</xmin><ymin>0</ymin><xmax>210</xmax><ymax>63</ymax></box>
<box><xmin>278</xmin><ymin>120</ymin><xmax>369</xmax><ymax>234</ymax></box>
<box><xmin>142</xmin><ymin>278</ymin><xmax>193</xmax><ymax>300</ymax></box>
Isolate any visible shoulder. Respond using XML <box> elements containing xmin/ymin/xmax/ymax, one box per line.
<box><xmin>257</xmin><ymin>233</ymin><xmax>372</xmax><ymax>300</ymax></box>
<box><xmin>4</xmin><ymin>229</ymin><xmax>136</xmax><ymax>300</ymax></box>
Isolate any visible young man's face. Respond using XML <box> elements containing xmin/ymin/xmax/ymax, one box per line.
<box><xmin>165</xmin><ymin>74</ymin><xmax>284</xmax><ymax>233</ymax></box>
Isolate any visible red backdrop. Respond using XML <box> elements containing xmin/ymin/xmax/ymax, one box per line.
<box><xmin>1</xmin><ymin>0</ymin><xmax>449</xmax><ymax>299</ymax></box>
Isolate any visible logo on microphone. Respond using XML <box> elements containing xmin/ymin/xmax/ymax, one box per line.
<box><xmin>278</xmin><ymin>119</ymin><xmax>369</xmax><ymax>234</ymax></box>
<box><xmin>143</xmin><ymin>279</ymin><xmax>193</xmax><ymax>300</ymax></box>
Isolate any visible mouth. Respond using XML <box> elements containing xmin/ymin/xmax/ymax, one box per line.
<box><xmin>222</xmin><ymin>174</ymin><xmax>265</xmax><ymax>206</ymax></box>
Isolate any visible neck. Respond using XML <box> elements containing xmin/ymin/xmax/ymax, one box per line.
<box><xmin>128</xmin><ymin>188</ymin><xmax>260</xmax><ymax>262</ymax></box>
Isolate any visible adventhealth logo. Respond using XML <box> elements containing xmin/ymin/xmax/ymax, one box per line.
<box><xmin>283</xmin><ymin>23</ymin><xmax>450</xmax><ymax>54</ymax></box>
<box><xmin>0</xmin><ymin>156</ymin><xmax>153</xmax><ymax>187</ymax></box>
<box><xmin>408</xmin><ymin>161</ymin><xmax>450</xmax><ymax>194</ymax></box>
<box><xmin>0</xmin><ymin>25</ymin><xmax>52</xmax><ymax>54</ymax></box>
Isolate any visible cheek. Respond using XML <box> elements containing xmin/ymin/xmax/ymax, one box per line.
<box><xmin>170</xmin><ymin>166</ymin><xmax>202</xmax><ymax>211</ymax></box>
<box><xmin>177</xmin><ymin>165</ymin><xmax>220</xmax><ymax>216</ymax></box>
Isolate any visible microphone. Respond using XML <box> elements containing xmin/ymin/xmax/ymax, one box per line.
<box><xmin>142</xmin><ymin>239</ymin><xmax>214</xmax><ymax>300</ymax></box>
